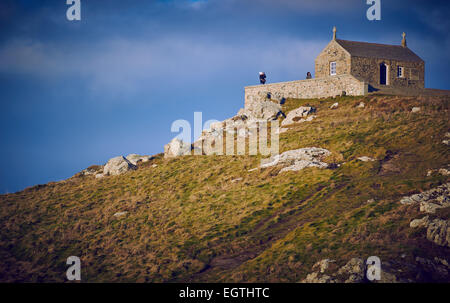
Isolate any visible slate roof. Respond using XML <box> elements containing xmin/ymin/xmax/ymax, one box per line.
<box><xmin>336</xmin><ymin>39</ymin><xmax>424</xmax><ymax>62</ymax></box>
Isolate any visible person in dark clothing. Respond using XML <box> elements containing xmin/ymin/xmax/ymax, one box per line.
<box><xmin>306</xmin><ymin>72</ymin><xmax>312</xmax><ymax>79</ymax></box>
<box><xmin>259</xmin><ymin>72</ymin><xmax>266</xmax><ymax>84</ymax></box>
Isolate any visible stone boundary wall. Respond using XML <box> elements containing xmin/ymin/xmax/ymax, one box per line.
<box><xmin>244</xmin><ymin>74</ymin><xmax>368</xmax><ymax>108</ymax></box>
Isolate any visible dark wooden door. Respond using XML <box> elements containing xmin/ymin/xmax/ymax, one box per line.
<box><xmin>380</xmin><ymin>63</ymin><xmax>387</xmax><ymax>85</ymax></box>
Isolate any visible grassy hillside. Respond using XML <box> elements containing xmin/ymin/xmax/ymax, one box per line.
<box><xmin>0</xmin><ymin>94</ymin><xmax>449</xmax><ymax>282</ymax></box>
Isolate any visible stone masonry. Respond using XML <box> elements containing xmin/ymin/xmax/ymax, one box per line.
<box><xmin>315</xmin><ymin>28</ymin><xmax>425</xmax><ymax>89</ymax></box>
<box><xmin>244</xmin><ymin>74</ymin><xmax>368</xmax><ymax>108</ymax></box>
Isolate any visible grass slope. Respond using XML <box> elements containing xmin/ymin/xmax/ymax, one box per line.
<box><xmin>0</xmin><ymin>95</ymin><xmax>449</xmax><ymax>282</ymax></box>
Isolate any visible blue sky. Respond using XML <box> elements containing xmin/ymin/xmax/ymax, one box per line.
<box><xmin>0</xmin><ymin>0</ymin><xmax>449</xmax><ymax>193</ymax></box>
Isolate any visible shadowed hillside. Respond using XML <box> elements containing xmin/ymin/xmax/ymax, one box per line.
<box><xmin>0</xmin><ymin>94</ymin><xmax>449</xmax><ymax>282</ymax></box>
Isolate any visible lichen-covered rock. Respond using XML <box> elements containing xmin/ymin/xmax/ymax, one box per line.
<box><xmin>103</xmin><ymin>156</ymin><xmax>137</xmax><ymax>176</ymax></box>
<box><xmin>79</xmin><ymin>165</ymin><xmax>104</xmax><ymax>177</ymax></box>
<box><xmin>399</xmin><ymin>183</ymin><xmax>450</xmax><ymax>210</ymax></box>
<box><xmin>164</xmin><ymin>138</ymin><xmax>191</xmax><ymax>158</ymax></box>
<box><xmin>420</xmin><ymin>201</ymin><xmax>444</xmax><ymax>214</ymax></box>
<box><xmin>337</xmin><ymin>258</ymin><xmax>365</xmax><ymax>283</ymax></box>
<box><xmin>260</xmin><ymin>147</ymin><xmax>331</xmax><ymax>173</ymax></box>
<box><xmin>426</xmin><ymin>219</ymin><xmax>450</xmax><ymax>247</ymax></box>
<box><xmin>126</xmin><ymin>154</ymin><xmax>151</xmax><ymax>165</ymax></box>
<box><xmin>244</xmin><ymin>101</ymin><xmax>282</xmax><ymax>121</ymax></box>
<box><xmin>281</xmin><ymin>106</ymin><xmax>315</xmax><ymax>126</ymax></box>
<box><xmin>312</xmin><ymin>259</ymin><xmax>334</xmax><ymax>273</ymax></box>
<box><xmin>300</xmin><ymin>256</ymin><xmax>449</xmax><ymax>283</ymax></box>
<box><xmin>410</xmin><ymin>216</ymin><xmax>430</xmax><ymax>228</ymax></box>
<box><xmin>301</xmin><ymin>272</ymin><xmax>337</xmax><ymax>283</ymax></box>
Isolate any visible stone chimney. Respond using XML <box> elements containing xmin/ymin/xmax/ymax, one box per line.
<box><xmin>333</xmin><ymin>26</ymin><xmax>337</xmax><ymax>40</ymax></box>
<box><xmin>401</xmin><ymin>32</ymin><xmax>407</xmax><ymax>48</ymax></box>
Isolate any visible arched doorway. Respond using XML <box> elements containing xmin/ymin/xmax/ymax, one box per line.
<box><xmin>380</xmin><ymin>63</ymin><xmax>388</xmax><ymax>85</ymax></box>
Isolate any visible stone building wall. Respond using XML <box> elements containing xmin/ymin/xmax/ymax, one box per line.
<box><xmin>350</xmin><ymin>56</ymin><xmax>425</xmax><ymax>89</ymax></box>
<box><xmin>315</xmin><ymin>41</ymin><xmax>351</xmax><ymax>78</ymax></box>
<box><xmin>244</xmin><ymin>74</ymin><xmax>368</xmax><ymax>108</ymax></box>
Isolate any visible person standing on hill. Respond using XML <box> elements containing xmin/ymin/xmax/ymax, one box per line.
<box><xmin>259</xmin><ymin>72</ymin><xmax>266</xmax><ymax>84</ymax></box>
<box><xmin>306</xmin><ymin>72</ymin><xmax>312</xmax><ymax>79</ymax></box>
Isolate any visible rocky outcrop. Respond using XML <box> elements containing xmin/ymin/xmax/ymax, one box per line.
<box><xmin>189</xmin><ymin>101</ymin><xmax>285</xmax><ymax>154</ymax></box>
<box><xmin>426</xmin><ymin>219</ymin><xmax>450</xmax><ymax>247</ymax></box>
<box><xmin>399</xmin><ymin>183</ymin><xmax>450</xmax><ymax>213</ymax></box>
<box><xmin>77</xmin><ymin>154</ymin><xmax>152</xmax><ymax>178</ymax></box>
<box><xmin>427</xmin><ymin>165</ymin><xmax>450</xmax><ymax>176</ymax></box>
<box><xmin>79</xmin><ymin>165</ymin><xmax>103</xmax><ymax>176</ymax></box>
<box><xmin>410</xmin><ymin>216</ymin><xmax>430</xmax><ymax>228</ymax></box>
<box><xmin>103</xmin><ymin>156</ymin><xmax>137</xmax><ymax>176</ymax></box>
<box><xmin>402</xmin><ymin>183</ymin><xmax>450</xmax><ymax>247</ymax></box>
<box><xmin>126</xmin><ymin>154</ymin><xmax>151</xmax><ymax>165</ymax></box>
<box><xmin>164</xmin><ymin>138</ymin><xmax>191</xmax><ymax>158</ymax></box>
<box><xmin>337</xmin><ymin>258</ymin><xmax>366</xmax><ymax>283</ymax></box>
<box><xmin>301</xmin><ymin>258</ymin><xmax>365</xmax><ymax>283</ymax></box>
<box><xmin>281</xmin><ymin>106</ymin><xmax>316</xmax><ymax>126</ymax></box>
<box><xmin>242</xmin><ymin>101</ymin><xmax>283</xmax><ymax>121</ymax></box>
<box><xmin>259</xmin><ymin>147</ymin><xmax>331</xmax><ymax>173</ymax></box>
<box><xmin>312</xmin><ymin>259</ymin><xmax>334</xmax><ymax>273</ymax></box>
<box><xmin>301</xmin><ymin>256</ymin><xmax>449</xmax><ymax>283</ymax></box>
<box><xmin>301</xmin><ymin>272</ymin><xmax>337</xmax><ymax>283</ymax></box>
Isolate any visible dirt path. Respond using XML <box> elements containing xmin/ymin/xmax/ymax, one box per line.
<box><xmin>185</xmin><ymin>185</ymin><xmax>330</xmax><ymax>282</ymax></box>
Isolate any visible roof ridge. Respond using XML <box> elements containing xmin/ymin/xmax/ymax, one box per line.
<box><xmin>336</xmin><ymin>39</ymin><xmax>404</xmax><ymax>48</ymax></box>
<box><xmin>334</xmin><ymin>38</ymin><xmax>423</xmax><ymax>62</ymax></box>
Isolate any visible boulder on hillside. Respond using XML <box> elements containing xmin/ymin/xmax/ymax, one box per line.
<box><xmin>399</xmin><ymin>183</ymin><xmax>450</xmax><ymax>209</ymax></box>
<box><xmin>79</xmin><ymin>165</ymin><xmax>103</xmax><ymax>177</ymax></box>
<box><xmin>243</xmin><ymin>101</ymin><xmax>283</xmax><ymax>121</ymax></box>
<box><xmin>164</xmin><ymin>138</ymin><xmax>191</xmax><ymax>158</ymax></box>
<box><xmin>330</xmin><ymin>102</ymin><xmax>339</xmax><ymax>109</ymax></box>
<box><xmin>259</xmin><ymin>147</ymin><xmax>331</xmax><ymax>173</ymax></box>
<box><xmin>103</xmin><ymin>156</ymin><xmax>137</xmax><ymax>176</ymax></box>
<box><xmin>357</xmin><ymin>156</ymin><xmax>376</xmax><ymax>162</ymax></box>
<box><xmin>126</xmin><ymin>154</ymin><xmax>152</xmax><ymax>165</ymax></box>
<box><xmin>281</xmin><ymin>106</ymin><xmax>316</xmax><ymax>126</ymax></box>
<box><xmin>113</xmin><ymin>211</ymin><xmax>128</xmax><ymax>218</ymax></box>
